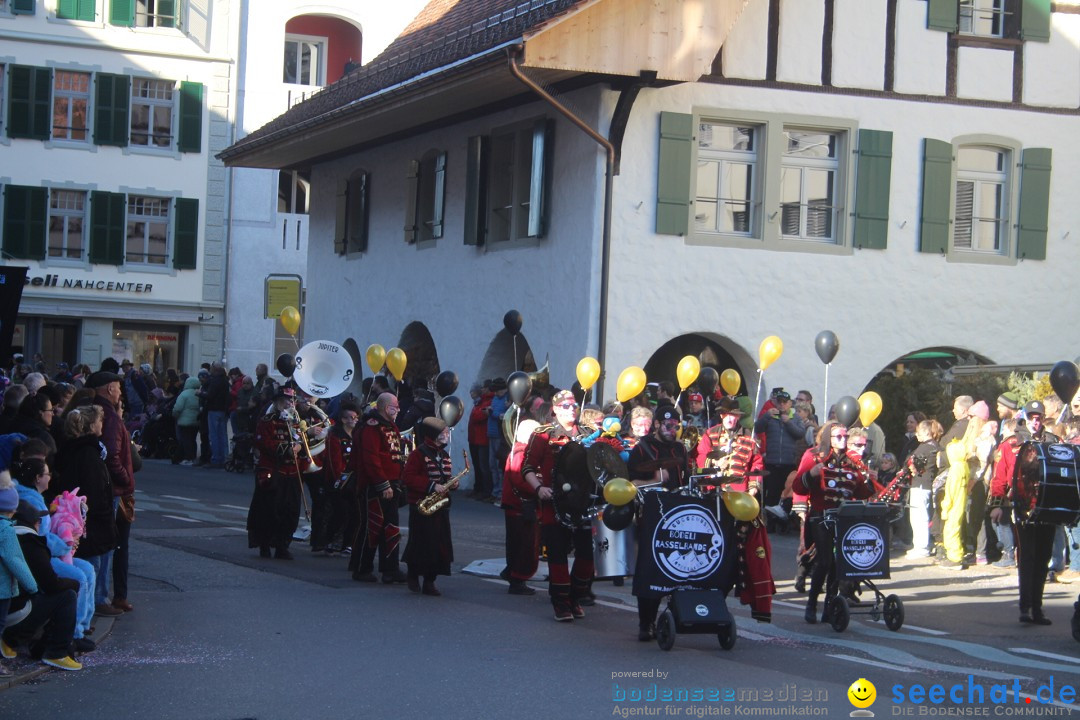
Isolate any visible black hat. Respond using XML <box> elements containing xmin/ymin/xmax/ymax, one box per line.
<box><xmin>86</xmin><ymin>371</ymin><xmax>123</xmax><ymax>389</ymax></box>
<box><xmin>1024</xmin><ymin>400</ymin><xmax>1046</xmax><ymax>417</ymax></box>
<box><xmin>13</xmin><ymin>500</ymin><xmax>49</xmax><ymax>527</ymax></box>
<box><xmin>654</xmin><ymin>405</ymin><xmax>681</xmax><ymax>423</ymax></box>
<box><xmin>416</xmin><ymin>416</ymin><xmax>447</xmax><ymax>440</ymax></box>
<box><xmin>717</xmin><ymin>397</ymin><xmax>744</xmax><ymax>415</ymax></box>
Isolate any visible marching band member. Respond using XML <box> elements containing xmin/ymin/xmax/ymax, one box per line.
<box><xmin>293</xmin><ymin>391</ymin><xmax>331</xmax><ymax>553</ymax></box>
<box><xmin>247</xmin><ymin>387</ymin><xmax>303</xmax><ymax>560</ymax></box>
<box><xmin>324</xmin><ymin>402</ymin><xmax>359</xmax><ymax>556</ymax></box>
<box><xmin>522</xmin><ymin>389</ymin><xmax>592</xmax><ymax>622</ymax></box>
<box><xmin>503</xmin><ymin>419</ymin><xmax>542</xmax><ymax>596</ymax></box>
<box><xmin>402</xmin><ymin>417</ymin><xmax>455</xmax><ymax>596</ymax></box>
<box><xmin>352</xmin><ymin>393</ymin><xmax>408</xmax><ymax>584</ymax></box>
<box><xmin>794</xmin><ymin>421</ymin><xmax>873</xmax><ymax>624</ymax></box>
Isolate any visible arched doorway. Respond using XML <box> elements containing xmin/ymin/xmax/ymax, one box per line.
<box><xmin>397</xmin><ymin>321</ymin><xmax>440</xmax><ymax>390</ymax></box>
<box><xmin>476</xmin><ymin>330</ymin><xmax>535</xmax><ymax>386</ymax></box>
<box><xmin>643</xmin><ymin>333</ymin><xmax>752</xmax><ymax>396</ymax></box>
<box><xmin>340</xmin><ymin>337</ymin><xmax>365</xmax><ymax>399</ymax></box>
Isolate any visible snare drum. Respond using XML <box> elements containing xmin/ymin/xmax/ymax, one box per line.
<box><xmin>592</xmin><ymin>512</ymin><xmax>637</xmax><ymax>578</ymax></box>
<box><xmin>1017</xmin><ymin>442</ymin><xmax>1080</xmax><ymax>526</ymax></box>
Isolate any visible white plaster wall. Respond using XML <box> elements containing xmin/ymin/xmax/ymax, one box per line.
<box><xmin>831</xmin><ymin>0</ymin><xmax>886</xmax><ymax>90</ymax></box>
<box><xmin>1024</xmin><ymin>14</ymin><xmax>1080</xmax><ymax>108</ymax></box>
<box><xmin>893</xmin><ymin>0</ymin><xmax>947</xmax><ymax>96</ymax></box>
<box><xmin>776</xmin><ymin>0</ymin><xmax>823</xmax><ymax>85</ymax></box>
<box><xmin>956</xmin><ymin>47</ymin><xmax>1014</xmax><ymax>102</ymax></box>
<box><xmin>721</xmin><ymin>0</ymin><xmax>769</xmax><ymax>80</ymax></box>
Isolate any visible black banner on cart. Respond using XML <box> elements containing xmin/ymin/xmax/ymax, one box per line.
<box><xmin>632</xmin><ymin>492</ymin><xmax>735</xmax><ymax>598</ymax></box>
<box><xmin>835</xmin><ymin>513</ymin><xmax>890</xmax><ymax>580</ymax></box>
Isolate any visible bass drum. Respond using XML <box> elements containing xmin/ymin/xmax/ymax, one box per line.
<box><xmin>592</xmin><ymin>509</ymin><xmax>637</xmax><ymax>579</ymax></box>
<box><xmin>1017</xmin><ymin>442</ymin><xmax>1080</xmax><ymax>526</ymax></box>
<box><xmin>552</xmin><ymin>441</ymin><xmax>599</xmax><ymax>528</ymax></box>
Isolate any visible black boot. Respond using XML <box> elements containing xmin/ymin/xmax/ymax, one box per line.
<box><xmin>804</xmin><ymin>595</ymin><xmax>819</xmax><ymax>624</ymax></box>
<box><xmin>638</xmin><ymin>623</ymin><xmax>656</xmax><ymax>641</ymax></box>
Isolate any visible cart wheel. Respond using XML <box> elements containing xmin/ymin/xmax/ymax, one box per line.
<box><xmin>718</xmin><ymin>621</ymin><xmax>737</xmax><ymax>651</ymax></box>
<box><xmin>828</xmin><ymin>596</ymin><xmax>850</xmax><ymax>632</ymax></box>
<box><xmin>883</xmin><ymin>595</ymin><xmax>904</xmax><ymax>631</ymax></box>
<box><xmin>224</xmin><ymin>459</ymin><xmax>235</xmax><ymax>472</ymax></box>
<box><xmin>656</xmin><ymin>610</ymin><xmax>676</xmax><ymax>651</ymax></box>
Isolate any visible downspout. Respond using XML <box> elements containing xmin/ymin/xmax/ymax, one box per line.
<box><xmin>220</xmin><ymin>0</ymin><xmax>249</xmax><ymax>363</ymax></box>
<box><xmin>507</xmin><ymin>46</ymin><xmax>616</xmax><ymax>402</ymax></box>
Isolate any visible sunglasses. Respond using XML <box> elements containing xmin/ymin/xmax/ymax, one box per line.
<box><xmin>832</xmin><ymin>433</ymin><xmax>848</xmax><ymax>439</ymax></box>
<box><xmin>851</xmin><ymin>442</ymin><xmax>867</xmax><ymax>447</ymax></box>
<box><xmin>556</xmin><ymin>402</ymin><xmax>577</xmax><ymax>410</ymax></box>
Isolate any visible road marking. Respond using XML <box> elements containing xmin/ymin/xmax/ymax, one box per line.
<box><xmin>594</xmin><ymin>599</ymin><xmax>634</xmax><ymax>611</ymax></box>
<box><xmin>827</xmin><ymin>654</ymin><xmax>917</xmax><ymax>673</ymax></box>
<box><xmin>222</xmin><ymin>527</ymin><xmax>247</xmax><ymax>532</ymax></box>
<box><xmin>220</xmin><ymin>504</ymin><xmax>249</xmax><ymax>511</ymax></box>
<box><xmin>870</xmin><ymin>618</ymin><xmax>949</xmax><ymax>636</ymax></box>
<box><xmin>162</xmin><ymin>495</ymin><xmax>198</xmax><ymax>502</ymax></box>
<box><xmin>162</xmin><ymin>515</ymin><xmax>201</xmax><ymax>523</ymax></box>
<box><xmin>1008</xmin><ymin>648</ymin><xmax>1080</xmax><ymax>664</ymax></box>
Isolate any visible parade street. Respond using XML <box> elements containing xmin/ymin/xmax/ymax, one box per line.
<box><xmin>2</xmin><ymin>459</ymin><xmax>1079</xmax><ymax>720</ymax></box>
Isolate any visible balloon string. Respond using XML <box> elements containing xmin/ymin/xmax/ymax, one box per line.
<box><xmin>749</xmin><ymin>369</ymin><xmax>764</xmax><ymax>446</ymax></box>
<box><xmin>513</xmin><ymin>335</ymin><xmax>518</xmax><ymax>371</ymax></box>
<box><xmin>823</xmin><ymin>363</ymin><xmax>830</xmax><ymax>427</ymax></box>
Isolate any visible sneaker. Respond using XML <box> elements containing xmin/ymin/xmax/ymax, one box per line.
<box><xmin>570</xmin><ymin>603</ymin><xmax>585</xmax><ymax>619</ymax></box>
<box><xmin>554</xmin><ymin>608</ymin><xmax>574</xmax><ymax>622</ymax></box>
<box><xmin>906</xmin><ymin>549</ymin><xmax>932</xmax><ymax>559</ymax></box>
<box><xmin>73</xmin><ymin>637</ymin><xmax>96</xmax><ymax>653</ymax></box>
<box><xmin>179</xmin><ymin>460</ymin><xmax>195</xmax><ymax>466</ymax></box>
<box><xmin>975</xmin><ymin>555</ymin><xmax>989</xmax><ymax>566</ymax></box>
<box><xmin>42</xmin><ymin>656</ymin><xmax>83</xmax><ymax>671</ymax></box>
<box><xmin>993</xmin><ymin>556</ymin><xmax>1016</xmax><ymax>569</ymax></box>
<box><xmin>508</xmin><ymin>582</ymin><xmax>536</xmax><ymax>596</ymax></box>
<box><xmin>1047</xmin><ymin>571</ymin><xmax>1059</xmax><ymax>584</ymax></box>
<box><xmin>339</xmin><ymin>546</ymin><xmax>352</xmax><ymax>556</ymax></box>
<box><xmin>939</xmin><ymin>557</ymin><xmax>967</xmax><ymax>570</ymax></box>
<box><xmin>94</xmin><ymin>603</ymin><xmax>123</xmax><ymax>617</ymax></box>
<box><xmin>638</xmin><ymin>624</ymin><xmax>656</xmax><ymax>642</ymax></box>
<box><xmin>1</xmin><ymin>639</ymin><xmax>15</xmax><ymax>659</ymax></box>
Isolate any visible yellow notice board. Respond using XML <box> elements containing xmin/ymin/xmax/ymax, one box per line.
<box><xmin>265</xmin><ymin>277</ymin><xmax>301</xmax><ymax>319</ymax></box>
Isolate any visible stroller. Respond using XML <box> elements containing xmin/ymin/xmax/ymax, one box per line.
<box><xmin>224</xmin><ymin>432</ymin><xmax>254</xmax><ymax>473</ymax></box>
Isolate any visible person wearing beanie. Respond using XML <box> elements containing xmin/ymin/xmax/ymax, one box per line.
<box><xmin>968</xmin><ymin>400</ymin><xmax>990</xmax><ymax>422</ymax></box>
<box><xmin>997</xmin><ymin>393</ymin><xmax>1020</xmax><ymax>422</ymax></box>
<box><xmin>402</xmin><ymin>417</ymin><xmax>455</xmax><ymax>596</ymax></box>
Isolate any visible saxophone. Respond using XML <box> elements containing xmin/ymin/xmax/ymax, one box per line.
<box><xmin>418</xmin><ymin>450</ymin><xmax>471</xmax><ymax>516</ymax></box>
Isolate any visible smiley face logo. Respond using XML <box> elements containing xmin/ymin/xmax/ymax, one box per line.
<box><xmin>848</xmin><ymin>678</ymin><xmax>876</xmax><ymax>709</ymax></box>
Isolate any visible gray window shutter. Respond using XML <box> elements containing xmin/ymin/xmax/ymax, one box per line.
<box><xmin>431</xmin><ymin>151</ymin><xmax>446</xmax><ymax>240</ymax></box>
<box><xmin>89</xmin><ymin>191</ymin><xmax>126</xmax><ymax>265</ymax></box>
<box><xmin>349</xmin><ymin>172</ymin><xmax>370</xmax><ymax>253</ymax></box>
<box><xmin>463</xmin><ymin>135</ymin><xmax>487</xmax><ymax>246</ymax></box>
<box><xmin>656</xmin><ymin>112</ymin><xmax>693</xmax><ymax>236</ymax></box>
<box><xmin>334</xmin><ymin>180</ymin><xmax>348</xmax><ymax>255</ymax></box>
<box><xmin>109</xmin><ymin>0</ymin><xmax>133</xmax><ymax>26</ymax></box>
<box><xmin>12</xmin><ymin>0</ymin><xmax>35</xmax><ymax>14</ymax></box>
<box><xmin>927</xmin><ymin>0</ymin><xmax>958</xmax><ymax>32</ymax></box>
<box><xmin>404</xmin><ymin>159</ymin><xmax>419</xmax><ymax>244</ymax></box>
<box><xmin>1017</xmin><ymin>148</ymin><xmax>1051</xmax><ymax>261</ymax></box>
<box><xmin>919</xmin><ymin>139</ymin><xmax>953</xmax><ymax>254</ymax></box>
<box><xmin>853</xmin><ymin>129</ymin><xmax>893</xmax><ymax>250</ymax></box>
<box><xmin>94</xmin><ymin>73</ymin><xmax>130</xmax><ymax>147</ymax></box>
<box><xmin>173</xmin><ymin>198</ymin><xmax>198</xmax><ymax>269</ymax></box>
<box><xmin>1020</xmin><ymin>0</ymin><xmax>1051</xmax><ymax>42</ymax></box>
<box><xmin>177</xmin><ymin>81</ymin><xmax>202</xmax><ymax>153</ymax></box>
<box><xmin>527</xmin><ymin>119</ymin><xmax>552</xmax><ymax>238</ymax></box>
<box><xmin>7</xmin><ymin>65</ymin><xmax>52</xmax><ymax>140</ymax></box>
<box><xmin>1</xmin><ymin>185</ymin><xmax>47</xmax><ymax>260</ymax></box>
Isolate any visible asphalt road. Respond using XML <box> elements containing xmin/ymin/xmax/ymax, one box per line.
<box><xmin>2</xmin><ymin>459</ymin><xmax>1079</xmax><ymax>719</ymax></box>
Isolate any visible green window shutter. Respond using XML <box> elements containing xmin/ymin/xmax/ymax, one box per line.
<box><xmin>463</xmin><ymin>135</ymin><xmax>487</xmax><ymax>246</ymax></box>
<box><xmin>527</xmin><ymin>119</ymin><xmax>553</xmax><ymax>238</ymax></box>
<box><xmin>109</xmin><ymin>0</ymin><xmax>133</xmax><ymax>26</ymax></box>
<box><xmin>89</xmin><ymin>191</ymin><xmax>126</xmax><ymax>265</ymax></box>
<box><xmin>177</xmin><ymin>81</ymin><xmax>203</xmax><ymax>153</ymax></box>
<box><xmin>334</xmin><ymin>180</ymin><xmax>348</xmax><ymax>255</ymax></box>
<box><xmin>919</xmin><ymin>139</ymin><xmax>953</xmax><ymax>254</ymax></box>
<box><xmin>2</xmin><ymin>185</ymin><xmax>47</xmax><ymax>260</ymax></box>
<box><xmin>927</xmin><ymin>0</ymin><xmax>958</xmax><ymax>32</ymax></box>
<box><xmin>656</xmin><ymin>111</ymin><xmax>693</xmax><ymax>236</ymax></box>
<box><xmin>78</xmin><ymin>0</ymin><xmax>95</xmax><ymax>20</ymax></box>
<box><xmin>1017</xmin><ymin>147</ymin><xmax>1051</xmax><ymax>261</ymax></box>
<box><xmin>94</xmin><ymin>73</ymin><xmax>130</xmax><ymax>147</ymax></box>
<box><xmin>173</xmin><ymin>198</ymin><xmax>198</xmax><ymax>269</ymax></box>
<box><xmin>350</xmin><ymin>172</ymin><xmax>370</xmax><ymax>253</ymax></box>
<box><xmin>431</xmin><ymin>151</ymin><xmax>446</xmax><ymax>240</ymax></box>
<box><xmin>403</xmin><ymin>159</ymin><xmax>419</xmax><ymax>244</ymax></box>
<box><xmin>1020</xmin><ymin>0</ymin><xmax>1051</xmax><ymax>42</ymax></box>
<box><xmin>57</xmin><ymin>0</ymin><xmax>94</xmax><ymax>20</ymax></box>
<box><xmin>7</xmin><ymin>66</ymin><xmax>52</xmax><ymax>140</ymax></box>
<box><xmin>157</xmin><ymin>0</ymin><xmax>176</xmax><ymax>27</ymax></box>
<box><xmin>852</xmin><ymin>129</ymin><xmax>893</xmax><ymax>250</ymax></box>
<box><xmin>11</xmin><ymin>0</ymin><xmax>35</xmax><ymax>15</ymax></box>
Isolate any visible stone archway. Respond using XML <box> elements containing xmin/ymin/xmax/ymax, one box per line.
<box><xmin>643</xmin><ymin>333</ymin><xmax>754</xmax><ymax>397</ymax></box>
<box><xmin>476</xmin><ymin>329</ymin><xmax>535</xmax><ymax>387</ymax></box>
<box><xmin>397</xmin><ymin>321</ymin><xmax>440</xmax><ymax>390</ymax></box>
<box><xmin>340</xmin><ymin>337</ymin><xmax>365</xmax><ymax>398</ymax></box>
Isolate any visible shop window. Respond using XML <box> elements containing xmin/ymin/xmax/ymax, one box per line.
<box><xmin>125</xmin><ymin>195</ymin><xmax>170</xmax><ymax>265</ymax></box>
<box><xmin>283</xmin><ymin>35</ymin><xmax>326</xmax><ymax>86</ymax></box>
<box><xmin>48</xmin><ymin>189</ymin><xmax>88</xmax><ymax>260</ymax></box>
<box><xmin>130</xmin><ymin>77</ymin><xmax>173</xmax><ymax>148</ymax></box>
<box><xmin>113</xmin><ymin>323</ymin><xmax>184</xmax><ymax>372</ymax></box>
<box><xmin>52</xmin><ymin>70</ymin><xmax>90</xmax><ymax>142</ymax></box>
<box><xmin>278</xmin><ymin>170</ymin><xmax>310</xmax><ymax>214</ymax></box>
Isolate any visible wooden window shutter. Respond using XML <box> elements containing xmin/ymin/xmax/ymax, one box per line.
<box><xmin>463</xmin><ymin>135</ymin><xmax>488</xmax><ymax>246</ymax></box>
<box><xmin>173</xmin><ymin>198</ymin><xmax>199</xmax><ymax>269</ymax></box>
<box><xmin>334</xmin><ymin>179</ymin><xmax>348</xmax><ymax>255</ymax></box>
<box><xmin>11</xmin><ymin>0</ymin><xmax>35</xmax><ymax>15</ymax></box>
<box><xmin>927</xmin><ymin>0</ymin><xmax>958</xmax><ymax>32</ymax></box>
<box><xmin>656</xmin><ymin>112</ymin><xmax>693</xmax><ymax>236</ymax></box>
<box><xmin>919</xmin><ymin>139</ymin><xmax>953</xmax><ymax>254</ymax></box>
<box><xmin>349</xmin><ymin>172</ymin><xmax>370</xmax><ymax>253</ymax></box>
<box><xmin>94</xmin><ymin>73</ymin><xmax>130</xmax><ymax>147</ymax></box>
<box><xmin>1017</xmin><ymin>147</ymin><xmax>1051</xmax><ymax>261</ymax></box>
<box><xmin>527</xmin><ymin>119</ymin><xmax>553</xmax><ymax>238</ymax></box>
<box><xmin>58</xmin><ymin>0</ymin><xmax>94</xmax><ymax>20</ymax></box>
<box><xmin>177</xmin><ymin>81</ymin><xmax>203</xmax><ymax>153</ymax></box>
<box><xmin>1</xmin><ymin>185</ymin><xmax>47</xmax><ymax>260</ymax></box>
<box><xmin>403</xmin><ymin>160</ymin><xmax>419</xmax><ymax>244</ymax></box>
<box><xmin>7</xmin><ymin>65</ymin><xmax>52</xmax><ymax>140</ymax></box>
<box><xmin>89</xmin><ymin>191</ymin><xmax>126</xmax><ymax>265</ymax></box>
<box><xmin>109</xmin><ymin>0</ymin><xmax>133</xmax><ymax>26</ymax></box>
<box><xmin>157</xmin><ymin>0</ymin><xmax>176</xmax><ymax>28</ymax></box>
<box><xmin>1020</xmin><ymin>0</ymin><xmax>1051</xmax><ymax>42</ymax></box>
<box><xmin>431</xmin><ymin>151</ymin><xmax>446</xmax><ymax>240</ymax></box>
<box><xmin>852</xmin><ymin>129</ymin><xmax>893</xmax><ymax>250</ymax></box>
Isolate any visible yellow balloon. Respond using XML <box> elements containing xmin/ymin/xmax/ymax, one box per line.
<box><xmin>279</xmin><ymin>306</ymin><xmax>301</xmax><ymax>336</ymax></box>
<box><xmin>615</xmin><ymin>366</ymin><xmax>647</xmax><ymax>404</ymax></box>
<box><xmin>603</xmin><ymin>478</ymin><xmax>637</xmax><ymax>507</ymax></box>
<box><xmin>758</xmin><ymin>335</ymin><xmax>783</xmax><ymax>371</ymax></box>
<box><xmin>365</xmin><ymin>344</ymin><xmax>386</xmax><ymax>375</ymax></box>
<box><xmin>858</xmin><ymin>391</ymin><xmax>883</xmax><ymax>427</ymax></box>
<box><xmin>576</xmin><ymin>357</ymin><xmax>601</xmax><ymax>391</ymax></box>
<box><xmin>723</xmin><ymin>491</ymin><xmax>760</xmax><ymax>522</ymax></box>
<box><xmin>676</xmin><ymin>355</ymin><xmax>701</xmax><ymax>391</ymax></box>
<box><xmin>385</xmin><ymin>347</ymin><xmax>407</xmax><ymax>381</ymax></box>
<box><xmin>720</xmin><ymin>369</ymin><xmax>741</xmax><ymax>396</ymax></box>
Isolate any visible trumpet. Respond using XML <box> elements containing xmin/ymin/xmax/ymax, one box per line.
<box><xmin>286</xmin><ymin>406</ymin><xmax>330</xmax><ymax>473</ymax></box>
<box><xmin>418</xmin><ymin>450</ymin><xmax>470</xmax><ymax>516</ymax></box>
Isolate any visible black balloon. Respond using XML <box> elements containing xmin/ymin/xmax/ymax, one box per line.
<box><xmin>698</xmin><ymin>367</ymin><xmax>719</xmax><ymax>398</ymax></box>
<box><xmin>503</xmin><ymin>309</ymin><xmax>523</xmax><ymax>336</ymax></box>
<box><xmin>834</xmin><ymin>395</ymin><xmax>860</xmax><ymax>428</ymax></box>
<box><xmin>601</xmin><ymin>502</ymin><xmax>635</xmax><ymax>531</ymax></box>
<box><xmin>435</xmin><ymin>370</ymin><xmax>459</xmax><ymax>397</ymax></box>
<box><xmin>507</xmin><ymin>371</ymin><xmax>532</xmax><ymax>405</ymax></box>
<box><xmin>276</xmin><ymin>353</ymin><xmax>296</xmax><ymax>378</ymax></box>
<box><xmin>815</xmin><ymin>330</ymin><xmax>840</xmax><ymax>364</ymax></box>
<box><xmin>439</xmin><ymin>395</ymin><xmax>465</xmax><ymax>427</ymax></box>
<box><xmin>1049</xmin><ymin>361</ymin><xmax>1080</xmax><ymax>408</ymax></box>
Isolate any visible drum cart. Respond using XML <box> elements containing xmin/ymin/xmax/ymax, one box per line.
<box><xmin>821</xmin><ymin>502</ymin><xmax>905</xmax><ymax>633</ymax></box>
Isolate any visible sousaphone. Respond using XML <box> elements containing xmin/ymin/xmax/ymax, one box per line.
<box><xmin>293</xmin><ymin>340</ymin><xmax>356</xmax><ymax>399</ymax></box>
